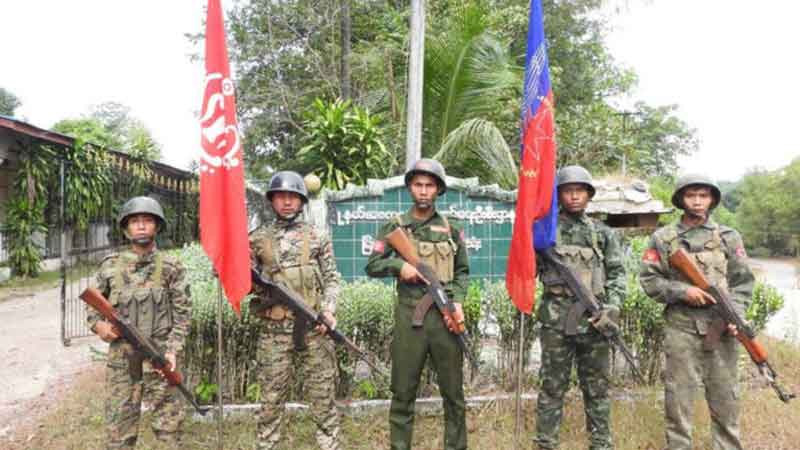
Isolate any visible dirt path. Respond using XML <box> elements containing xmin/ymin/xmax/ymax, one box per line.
<box><xmin>0</xmin><ymin>286</ymin><xmax>104</xmax><ymax>438</ymax></box>
<box><xmin>750</xmin><ymin>257</ymin><xmax>800</xmax><ymax>343</ymax></box>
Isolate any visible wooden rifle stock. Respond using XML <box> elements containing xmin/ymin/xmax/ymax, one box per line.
<box><xmin>668</xmin><ymin>248</ymin><xmax>794</xmax><ymax>403</ymax></box>
<box><xmin>80</xmin><ymin>288</ymin><xmax>207</xmax><ymax>414</ymax></box>
<box><xmin>384</xmin><ymin>227</ymin><xmax>465</xmax><ymax>335</ymax></box>
<box><xmin>383</xmin><ymin>227</ymin><xmax>480</xmax><ymax>371</ymax></box>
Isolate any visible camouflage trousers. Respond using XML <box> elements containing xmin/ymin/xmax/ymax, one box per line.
<box><xmin>104</xmin><ymin>341</ymin><xmax>185</xmax><ymax>450</ymax></box>
<box><xmin>535</xmin><ymin>327</ymin><xmax>613</xmax><ymax>450</ymax></box>
<box><xmin>256</xmin><ymin>321</ymin><xmax>340</xmax><ymax>450</ymax></box>
<box><xmin>663</xmin><ymin>321</ymin><xmax>742</xmax><ymax>450</ymax></box>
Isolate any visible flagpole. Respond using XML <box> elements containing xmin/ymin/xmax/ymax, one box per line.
<box><xmin>216</xmin><ymin>280</ymin><xmax>224</xmax><ymax>450</ymax></box>
<box><xmin>513</xmin><ymin>311</ymin><xmax>526</xmax><ymax>450</ymax></box>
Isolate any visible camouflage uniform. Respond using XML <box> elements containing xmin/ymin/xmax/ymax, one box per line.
<box><xmin>365</xmin><ymin>209</ymin><xmax>470</xmax><ymax>450</ymax></box>
<box><xmin>534</xmin><ymin>212</ymin><xmax>626</xmax><ymax>450</ymax></box>
<box><xmin>640</xmin><ymin>218</ymin><xmax>754</xmax><ymax>450</ymax></box>
<box><xmin>88</xmin><ymin>249</ymin><xmax>192</xmax><ymax>449</ymax></box>
<box><xmin>250</xmin><ymin>215</ymin><xmax>342</xmax><ymax>450</ymax></box>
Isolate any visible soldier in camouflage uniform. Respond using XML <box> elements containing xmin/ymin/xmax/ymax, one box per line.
<box><xmin>88</xmin><ymin>196</ymin><xmax>192</xmax><ymax>449</ymax></box>
<box><xmin>534</xmin><ymin>166</ymin><xmax>626</xmax><ymax>450</ymax></box>
<box><xmin>365</xmin><ymin>159</ymin><xmax>469</xmax><ymax>450</ymax></box>
<box><xmin>249</xmin><ymin>171</ymin><xmax>342</xmax><ymax>450</ymax></box>
<box><xmin>640</xmin><ymin>175</ymin><xmax>754</xmax><ymax>450</ymax></box>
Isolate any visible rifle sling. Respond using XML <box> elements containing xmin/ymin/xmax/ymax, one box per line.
<box><xmin>412</xmin><ymin>294</ymin><xmax>435</xmax><ymax>328</ymax></box>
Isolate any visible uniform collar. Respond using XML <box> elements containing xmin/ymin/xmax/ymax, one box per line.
<box><xmin>271</xmin><ymin>215</ymin><xmax>305</xmax><ymax>229</ymax></box>
<box><xmin>559</xmin><ymin>210</ymin><xmax>590</xmax><ymax>226</ymax></box>
<box><xmin>403</xmin><ymin>208</ymin><xmax>442</xmax><ymax>227</ymax></box>
<box><xmin>677</xmin><ymin>217</ymin><xmax>718</xmax><ymax>233</ymax></box>
<box><xmin>122</xmin><ymin>247</ymin><xmax>158</xmax><ymax>264</ymax></box>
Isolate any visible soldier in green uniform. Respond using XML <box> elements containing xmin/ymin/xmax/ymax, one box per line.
<box><xmin>365</xmin><ymin>158</ymin><xmax>469</xmax><ymax>450</ymax></box>
<box><xmin>88</xmin><ymin>196</ymin><xmax>192</xmax><ymax>449</ymax></box>
<box><xmin>534</xmin><ymin>166</ymin><xmax>626</xmax><ymax>450</ymax></box>
<box><xmin>249</xmin><ymin>171</ymin><xmax>342</xmax><ymax>450</ymax></box>
<box><xmin>640</xmin><ymin>175</ymin><xmax>754</xmax><ymax>450</ymax></box>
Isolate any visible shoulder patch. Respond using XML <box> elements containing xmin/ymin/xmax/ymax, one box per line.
<box><xmin>642</xmin><ymin>248</ymin><xmax>661</xmax><ymax>263</ymax></box>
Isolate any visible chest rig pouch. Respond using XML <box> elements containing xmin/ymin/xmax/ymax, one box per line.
<box><xmin>540</xmin><ymin>221</ymin><xmax>606</xmax><ymax>299</ymax></box>
<box><xmin>397</xmin><ymin>215</ymin><xmax>457</xmax><ymax>284</ymax></box>
<box><xmin>256</xmin><ymin>225</ymin><xmax>323</xmax><ymax>351</ymax></box>
<box><xmin>110</xmin><ymin>253</ymin><xmax>173</xmax><ymax>340</ymax></box>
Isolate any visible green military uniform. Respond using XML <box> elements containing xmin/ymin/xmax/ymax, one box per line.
<box><xmin>250</xmin><ymin>213</ymin><xmax>342</xmax><ymax>450</ymax></box>
<box><xmin>365</xmin><ymin>209</ymin><xmax>470</xmax><ymax>450</ymax></box>
<box><xmin>534</xmin><ymin>211</ymin><xmax>626</xmax><ymax>450</ymax></box>
<box><xmin>640</xmin><ymin>218</ymin><xmax>754</xmax><ymax>450</ymax></box>
<box><xmin>89</xmin><ymin>248</ymin><xmax>192</xmax><ymax>449</ymax></box>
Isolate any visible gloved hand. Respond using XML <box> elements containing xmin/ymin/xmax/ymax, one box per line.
<box><xmin>590</xmin><ymin>305</ymin><xmax>620</xmax><ymax>335</ymax></box>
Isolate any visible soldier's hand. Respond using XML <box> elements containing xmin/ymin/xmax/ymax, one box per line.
<box><xmin>165</xmin><ymin>352</ymin><xmax>177</xmax><ymax>371</ymax></box>
<box><xmin>315</xmin><ymin>310</ymin><xmax>336</xmax><ymax>334</ymax></box>
<box><xmin>94</xmin><ymin>321</ymin><xmax>121</xmax><ymax>343</ymax></box>
<box><xmin>399</xmin><ymin>262</ymin><xmax>429</xmax><ymax>284</ymax></box>
<box><xmin>684</xmin><ymin>287</ymin><xmax>716</xmax><ymax>307</ymax></box>
<box><xmin>727</xmin><ymin>323</ymin><xmax>738</xmax><ymax>336</ymax></box>
<box><xmin>444</xmin><ymin>303</ymin><xmax>466</xmax><ymax>334</ymax></box>
<box><xmin>590</xmin><ymin>306</ymin><xmax>619</xmax><ymax>335</ymax></box>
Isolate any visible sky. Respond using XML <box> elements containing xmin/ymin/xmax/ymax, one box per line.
<box><xmin>3</xmin><ymin>0</ymin><xmax>800</xmax><ymax>182</ymax></box>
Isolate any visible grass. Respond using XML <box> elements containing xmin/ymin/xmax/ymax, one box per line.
<box><xmin>4</xmin><ymin>337</ymin><xmax>800</xmax><ymax>450</ymax></box>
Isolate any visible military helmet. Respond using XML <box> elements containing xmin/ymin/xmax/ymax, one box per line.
<box><xmin>671</xmin><ymin>174</ymin><xmax>721</xmax><ymax>210</ymax></box>
<box><xmin>404</xmin><ymin>158</ymin><xmax>447</xmax><ymax>195</ymax></box>
<box><xmin>267</xmin><ymin>171</ymin><xmax>309</xmax><ymax>203</ymax></box>
<box><xmin>556</xmin><ymin>165</ymin><xmax>596</xmax><ymax>198</ymax></box>
<box><xmin>118</xmin><ymin>196</ymin><xmax>166</xmax><ymax>230</ymax></box>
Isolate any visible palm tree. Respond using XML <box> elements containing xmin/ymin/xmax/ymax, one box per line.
<box><xmin>422</xmin><ymin>3</ymin><xmax>522</xmax><ymax>188</ymax></box>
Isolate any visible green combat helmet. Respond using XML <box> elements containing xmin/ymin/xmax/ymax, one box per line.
<box><xmin>118</xmin><ymin>196</ymin><xmax>166</xmax><ymax>231</ymax></box>
<box><xmin>404</xmin><ymin>158</ymin><xmax>447</xmax><ymax>195</ymax></box>
<box><xmin>267</xmin><ymin>171</ymin><xmax>309</xmax><ymax>204</ymax></box>
<box><xmin>557</xmin><ymin>165</ymin><xmax>596</xmax><ymax>198</ymax></box>
<box><xmin>671</xmin><ymin>174</ymin><xmax>721</xmax><ymax>210</ymax></box>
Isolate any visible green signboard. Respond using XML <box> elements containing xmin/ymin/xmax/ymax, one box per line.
<box><xmin>324</xmin><ymin>176</ymin><xmax>517</xmax><ymax>282</ymax></box>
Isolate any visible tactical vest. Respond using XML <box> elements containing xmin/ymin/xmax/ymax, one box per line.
<box><xmin>110</xmin><ymin>252</ymin><xmax>173</xmax><ymax>339</ymax></box>
<box><xmin>395</xmin><ymin>214</ymin><xmax>457</xmax><ymax>283</ymax></box>
<box><xmin>540</xmin><ymin>219</ymin><xmax>606</xmax><ymax>298</ymax></box>
<box><xmin>257</xmin><ymin>223</ymin><xmax>323</xmax><ymax>319</ymax></box>
<box><xmin>661</xmin><ymin>223</ymin><xmax>729</xmax><ymax>291</ymax></box>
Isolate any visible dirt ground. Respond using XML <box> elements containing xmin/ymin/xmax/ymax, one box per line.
<box><xmin>0</xmin><ymin>285</ymin><xmax>105</xmax><ymax>440</ymax></box>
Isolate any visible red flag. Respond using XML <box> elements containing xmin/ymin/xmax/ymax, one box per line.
<box><xmin>199</xmin><ymin>0</ymin><xmax>250</xmax><ymax>313</ymax></box>
<box><xmin>506</xmin><ymin>0</ymin><xmax>557</xmax><ymax>315</ymax></box>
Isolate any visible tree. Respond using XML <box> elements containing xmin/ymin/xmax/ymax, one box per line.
<box><xmin>0</xmin><ymin>87</ymin><xmax>21</xmax><ymax>116</ymax></box>
<box><xmin>735</xmin><ymin>159</ymin><xmax>800</xmax><ymax>256</ymax></box>
<box><xmin>298</xmin><ymin>98</ymin><xmax>392</xmax><ymax>189</ymax></box>
<box><xmin>222</xmin><ymin>0</ymin><xmax>698</xmax><ymax>186</ymax></box>
<box><xmin>90</xmin><ymin>101</ymin><xmax>163</xmax><ymax>160</ymax></box>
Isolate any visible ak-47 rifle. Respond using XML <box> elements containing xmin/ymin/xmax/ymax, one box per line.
<box><xmin>669</xmin><ymin>248</ymin><xmax>795</xmax><ymax>403</ymax></box>
<box><xmin>538</xmin><ymin>248</ymin><xmax>646</xmax><ymax>384</ymax></box>
<box><xmin>80</xmin><ymin>287</ymin><xmax>208</xmax><ymax>415</ymax></box>
<box><xmin>383</xmin><ymin>227</ymin><xmax>480</xmax><ymax>372</ymax></box>
<box><xmin>249</xmin><ymin>268</ymin><xmax>387</xmax><ymax>377</ymax></box>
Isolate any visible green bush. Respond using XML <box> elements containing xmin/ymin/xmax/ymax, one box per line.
<box><xmin>747</xmin><ymin>280</ymin><xmax>785</xmax><ymax>332</ymax></box>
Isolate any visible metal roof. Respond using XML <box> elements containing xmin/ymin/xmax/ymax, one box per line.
<box><xmin>586</xmin><ymin>178</ymin><xmax>672</xmax><ymax>215</ymax></box>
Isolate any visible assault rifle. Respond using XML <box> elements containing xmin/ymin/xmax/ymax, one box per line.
<box><xmin>79</xmin><ymin>288</ymin><xmax>208</xmax><ymax>415</ymax></box>
<box><xmin>538</xmin><ymin>248</ymin><xmax>646</xmax><ymax>384</ymax></box>
<box><xmin>383</xmin><ymin>227</ymin><xmax>480</xmax><ymax>372</ymax></box>
<box><xmin>249</xmin><ymin>268</ymin><xmax>387</xmax><ymax>377</ymax></box>
<box><xmin>669</xmin><ymin>248</ymin><xmax>795</xmax><ymax>403</ymax></box>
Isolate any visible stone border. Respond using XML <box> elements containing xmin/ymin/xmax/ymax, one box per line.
<box><xmin>190</xmin><ymin>393</ymin><xmax>538</xmax><ymax>421</ymax></box>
